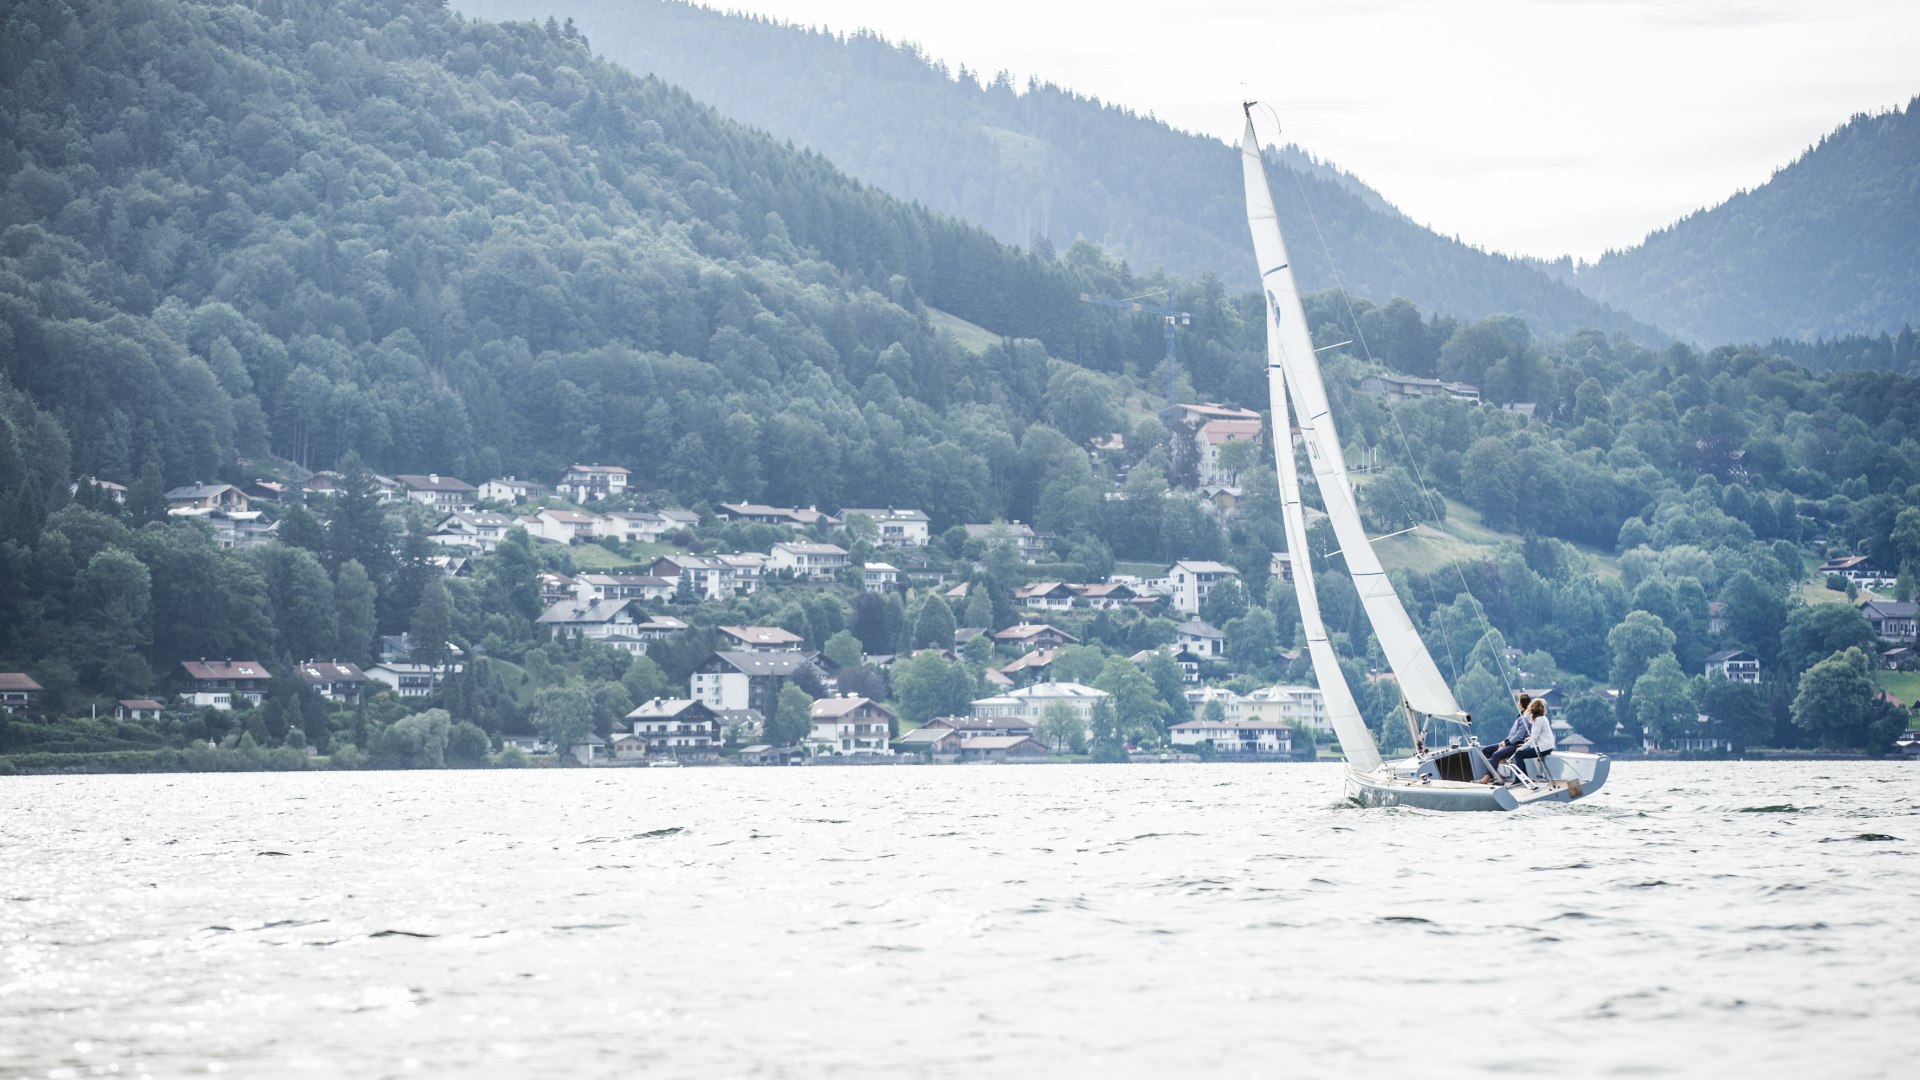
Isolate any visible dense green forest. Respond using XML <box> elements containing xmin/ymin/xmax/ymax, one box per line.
<box><xmin>453</xmin><ymin>0</ymin><xmax>1665</xmax><ymax>344</ymax></box>
<box><xmin>0</xmin><ymin>0</ymin><xmax>1914</xmax><ymax>765</ymax></box>
<box><xmin>1538</xmin><ymin>98</ymin><xmax>1920</xmax><ymax>346</ymax></box>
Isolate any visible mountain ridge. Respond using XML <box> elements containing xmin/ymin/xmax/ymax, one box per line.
<box><xmin>454</xmin><ymin>0</ymin><xmax>1665</xmax><ymax>345</ymax></box>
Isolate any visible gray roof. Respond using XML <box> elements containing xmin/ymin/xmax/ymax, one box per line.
<box><xmin>706</xmin><ymin>651</ymin><xmax>821</xmax><ymax>677</ymax></box>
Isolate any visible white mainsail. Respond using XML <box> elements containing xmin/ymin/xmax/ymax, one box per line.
<box><xmin>1239</xmin><ymin>114</ymin><xmax>1468</xmax><ymax>723</ymax></box>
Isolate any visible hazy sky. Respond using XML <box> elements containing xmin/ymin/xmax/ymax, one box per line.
<box><xmin>708</xmin><ymin>0</ymin><xmax>1918</xmax><ymax>261</ymax></box>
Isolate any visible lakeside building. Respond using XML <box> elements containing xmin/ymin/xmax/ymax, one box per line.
<box><xmin>178</xmin><ymin>660</ymin><xmax>271</xmax><ymax>710</ymax></box>
<box><xmin>1170</xmin><ymin>718</ymin><xmax>1295</xmax><ymax>755</ymax></box>
<box><xmin>293</xmin><ymin>660</ymin><xmax>370</xmax><ymax>703</ymax></box>
<box><xmin>807</xmin><ymin>696</ymin><xmax>896</xmax><ymax>756</ymax></box>
<box><xmin>0</xmin><ymin>673</ymin><xmax>43</xmax><ymax>714</ymax></box>
<box><xmin>691</xmin><ymin>652</ymin><xmax>824</xmax><ymax>715</ymax></box>
<box><xmin>971</xmin><ymin>682</ymin><xmax>1109</xmax><ymax>736</ymax></box>
<box><xmin>395</xmin><ymin>473</ymin><xmax>477</xmax><ymax>509</ymax></box>
<box><xmin>623</xmin><ymin>698</ymin><xmax>720</xmax><ymax>758</ymax></box>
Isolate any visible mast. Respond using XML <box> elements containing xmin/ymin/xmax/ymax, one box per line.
<box><xmin>1242</xmin><ymin>109</ymin><xmax>1381</xmax><ymax>772</ymax></box>
<box><xmin>1238</xmin><ymin>109</ymin><xmax>1467</xmax><ymax>723</ymax></box>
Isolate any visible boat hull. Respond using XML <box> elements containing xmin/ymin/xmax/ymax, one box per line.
<box><xmin>1345</xmin><ymin>752</ymin><xmax>1610</xmax><ymax>812</ymax></box>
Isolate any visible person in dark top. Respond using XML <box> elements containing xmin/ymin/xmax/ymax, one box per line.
<box><xmin>1480</xmin><ymin>693</ymin><xmax>1531</xmax><ymax>782</ymax></box>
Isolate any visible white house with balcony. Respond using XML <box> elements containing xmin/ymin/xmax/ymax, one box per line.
<box><xmin>769</xmin><ymin>542</ymin><xmax>848</xmax><ymax>578</ymax></box>
<box><xmin>840</xmin><ymin>508</ymin><xmax>931</xmax><ymax>548</ymax></box>
<box><xmin>807</xmin><ymin>696</ymin><xmax>897</xmax><ymax>756</ymax></box>
<box><xmin>1170</xmin><ymin>717</ymin><xmax>1295</xmax><ymax>755</ymax></box>
<box><xmin>556</xmin><ymin>464</ymin><xmax>629</xmax><ymax>502</ymax></box>
<box><xmin>971</xmin><ymin>682</ymin><xmax>1109</xmax><ymax>737</ymax></box>
<box><xmin>1704</xmin><ymin>649</ymin><xmax>1762</xmax><ymax>684</ymax></box>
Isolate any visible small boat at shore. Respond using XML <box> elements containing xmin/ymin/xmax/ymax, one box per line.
<box><xmin>1239</xmin><ymin>104</ymin><xmax>1606</xmax><ymax>811</ymax></box>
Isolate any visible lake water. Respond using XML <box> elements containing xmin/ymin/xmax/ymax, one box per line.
<box><xmin>2</xmin><ymin>762</ymin><xmax>1914</xmax><ymax>1078</ymax></box>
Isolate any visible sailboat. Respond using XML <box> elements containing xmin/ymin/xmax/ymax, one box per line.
<box><xmin>1239</xmin><ymin>105</ymin><xmax>1608</xmax><ymax>810</ymax></box>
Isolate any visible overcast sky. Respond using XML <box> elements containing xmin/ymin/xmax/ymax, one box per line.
<box><xmin>710</xmin><ymin>0</ymin><xmax>1918</xmax><ymax>261</ymax></box>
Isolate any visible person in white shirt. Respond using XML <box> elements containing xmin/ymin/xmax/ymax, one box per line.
<box><xmin>1507</xmin><ymin>699</ymin><xmax>1556</xmax><ymax>778</ymax></box>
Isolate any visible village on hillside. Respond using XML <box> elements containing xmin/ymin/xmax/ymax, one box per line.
<box><xmin>6</xmin><ymin>400</ymin><xmax>1917</xmax><ymax>769</ymax></box>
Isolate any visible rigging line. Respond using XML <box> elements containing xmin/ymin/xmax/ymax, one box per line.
<box><xmin>1256</xmin><ymin>105</ymin><xmax>1516</xmax><ymax>702</ymax></box>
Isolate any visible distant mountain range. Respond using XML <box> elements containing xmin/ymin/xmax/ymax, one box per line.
<box><xmin>1536</xmin><ymin>98</ymin><xmax>1920</xmax><ymax>346</ymax></box>
<box><xmin>454</xmin><ymin>0</ymin><xmax>1666</xmax><ymax>346</ymax></box>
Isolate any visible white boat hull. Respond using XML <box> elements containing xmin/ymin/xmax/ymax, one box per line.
<box><xmin>1345</xmin><ymin>750</ymin><xmax>1610</xmax><ymax>812</ymax></box>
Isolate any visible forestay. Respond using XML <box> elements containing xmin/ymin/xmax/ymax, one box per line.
<box><xmin>1238</xmin><ymin>115</ymin><xmax>1467</xmax><ymax>723</ymax></box>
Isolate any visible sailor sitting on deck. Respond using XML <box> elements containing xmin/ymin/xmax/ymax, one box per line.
<box><xmin>1480</xmin><ymin>694</ymin><xmax>1532</xmax><ymax>781</ymax></box>
<box><xmin>1486</xmin><ymin>700</ymin><xmax>1554</xmax><ymax>784</ymax></box>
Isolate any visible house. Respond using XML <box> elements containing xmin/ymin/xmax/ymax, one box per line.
<box><xmin>691</xmin><ymin>652</ymin><xmax>823</xmax><ymax>715</ymax></box>
<box><xmin>1198</xmin><ymin>417</ymin><xmax>1263</xmax><ymax>486</ymax></box>
<box><xmin>971</xmin><ymin>682</ymin><xmax>1109</xmax><ymax>735</ymax></box>
<box><xmin>179</xmin><ymin>660</ymin><xmax>271</xmax><ymax>710</ymax></box>
<box><xmin>428</xmin><ymin>555</ymin><xmax>473</xmax><ymax>579</ymax></box>
<box><xmin>539</xmin><ymin>572</ymin><xmax>577</xmax><ymax>605</ymax></box>
<box><xmin>376</xmin><ymin>634</ymin><xmax>465</xmax><ymax>666</ymax></box>
<box><xmin>595</xmin><ymin>511</ymin><xmax>680</xmax><ymax>544</ymax></box>
<box><xmin>1133</xmin><ymin>646</ymin><xmax>1205</xmax><ymax>684</ymax></box>
<box><xmin>717</xmin><ymin>502</ymin><xmax>840</xmax><ymax>530</ymax></box>
<box><xmin>115</xmin><ymin>698</ymin><xmax>166</xmax><ymax>721</ymax></box>
<box><xmin>895</xmin><ymin>725</ymin><xmax>965</xmax><ymax>756</ymax></box>
<box><xmin>1161</xmin><ymin>401</ymin><xmax>1262</xmax><ymax>432</ymax></box>
<box><xmin>996</xmin><ymin>648</ymin><xmax>1057</xmax><ymax>685</ymax></box>
<box><xmin>1176</xmin><ymin>619</ymin><xmax>1225</xmax><ymax>660</ymax></box>
<box><xmin>807</xmin><ymin>696</ymin><xmax>897</xmax><ymax>756</ymax></box>
<box><xmin>1071</xmin><ymin>582</ymin><xmax>1146</xmax><ymax>610</ymax></box>
<box><xmin>651</xmin><ymin>554</ymin><xmax>742</xmax><ymax>601</ymax></box>
<box><xmin>432</xmin><ymin>510</ymin><xmax>518</xmax><ymax>554</ymax></box>
<box><xmin>863</xmin><ymin>562</ymin><xmax>901</xmax><ymax>594</ymax></box>
<box><xmin>1357</xmin><ymin>373</ymin><xmax>1482</xmax><ymax>404</ymax></box>
<box><xmin>714</xmin><ymin>708</ymin><xmax>767</xmax><ymax>742</ymax></box>
<box><xmin>556</xmin><ymin>464</ymin><xmax>629</xmax><ymax>503</ymax></box>
<box><xmin>840</xmin><ymin>507</ymin><xmax>932</xmax><ymax>548</ymax></box>
<box><xmin>920</xmin><ymin>716</ymin><xmax>1037</xmax><ymax>739</ymax></box>
<box><xmin>478</xmin><ymin>476</ymin><xmax>543</xmax><ymax>505</ymax></box>
<box><xmin>0</xmin><ymin>673</ymin><xmax>43</xmax><ymax>714</ymax></box>
<box><xmin>609</xmin><ymin>732</ymin><xmax>650</xmax><ymax>759</ymax></box>
<box><xmin>735</xmin><ymin>744</ymin><xmax>791</xmax><ymax>766</ymax></box>
<box><xmin>993</xmin><ymin>622</ymin><xmax>1079</xmax><ymax>654</ymax></box>
<box><xmin>304</xmin><ymin>471</ymin><xmax>401</xmax><ymax>504</ymax></box>
<box><xmin>1648</xmin><ymin>715</ymin><xmax>1731</xmax><ymax>754</ymax></box>
<box><xmin>169</xmin><ymin>506</ymin><xmax>276</xmax><ymax>549</ymax></box>
<box><xmin>294</xmin><ymin>660</ymin><xmax>371</xmax><ymax>703</ymax></box>
<box><xmin>395</xmin><ymin>474</ymin><xmax>477</xmax><ymax>509</ymax></box>
<box><xmin>522</xmin><ymin>508</ymin><xmax>601</xmax><ymax>545</ymax></box>
<box><xmin>1240</xmin><ymin>685</ymin><xmax>1329</xmax><ymax>732</ymax></box>
<box><xmin>1270</xmin><ymin>551</ymin><xmax>1294</xmax><ymax>584</ymax></box>
<box><xmin>164</xmin><ymin>483</ymin><xmax>250</xmax><ymax>512</ymax></box>
<box><xmin>715</xmin><ymin>552</ymin><xmax>768</xmax><ymax>593</ymax></box>
<box><xmin>962</xmin><ymin>522</ymin><xmax>1051</xmax><ymax>562</ymax></box>
<box><xmin>240</xmin><ymin>478</ymin><xmax>290</xmax><ymax>504</ymax></box>
<box><xmin>1170</xmin><ymin>718</ymin><xmax>1295</xmax><ymax>755</ymax></box>
<box><xmin>955</xmin><ymin>735</ymin><xmax>1049</xmax><ymax>762</ymax></box>
<box><xmin>1884</xmin><ymin>646</ymin><xmax>1917</xmax><ymax>671</ymax></box>
<box><xmin>1162</xmin><ymin>560</ymin><xmax>1240</xmax><ymax>616</ymax></box>
<box><xmin>571</xmin><ymin>574</ymin><xmax>675</xmax><ymax>604</ymax></box>
<box><xmin>720</xmin><ymin>625</ymin><xmax>806</xmax><ymax>653</ymax></box>
<box><xmin>624</xmin><ymin>698</ymin><xmax>720</xmax><ymax>758</ymax></box>
<box><xmin>1860</xmin><ymin>599</ymin><xmax>1918</xmax><ymax>643</ymax></box>
<box><xmin>1819</xmin><ymin>554</ymin><xmax>1896</xmax><ymax>589</ymax></box>
<box><xmin>769</xmin><ymin>542</ymin><xmax>848</xmax><ymax>578</ymax></box>
<box><xmin>73</xmin><ymin>477</ymin><xmax>128</xmax><ymax>504</ymax></box>
<box><xmin>568</xmin><ymin>733</ymin><xmax>605</xmax><ymax>765</ymax></box>
<box><xmin>1704</xmin><ymin>648</ymin><xmax>1761</xmax><ymax>684</ymax></box>
<box><xmin>500</xmin><ymin>734</ymin><xmax>553</xmax><ymax>755</ymax></box>
<box><xmin>536</xmin><ymin>599</ymin><xmax>683</xmax><ymax>651</ymax></box>
<box><xmin>1015</xmin><ymin>582</ymin><xmax>1077</xmax><ymax>611</ymax></box>
<box><xmin>366</xmin><ymin>661</ymin><xmax>459</xmax><ymax>699</ymax></box>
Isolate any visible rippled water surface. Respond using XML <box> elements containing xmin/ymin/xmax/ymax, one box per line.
<box><xmin>3</xmin><ymin>762</ymin><xmax>1916</xmax><ymax>1078</ymax></box>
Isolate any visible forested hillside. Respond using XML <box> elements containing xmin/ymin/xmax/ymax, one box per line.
<box><xmin>453</xmin><ymin>0</ymin><xmax>1663</xmax><ymax>344</ymax></box>
<box><xmin>1539</xmin><ymin>99</ymin><xmax>1920</xmax><ymax>346</ymax></box>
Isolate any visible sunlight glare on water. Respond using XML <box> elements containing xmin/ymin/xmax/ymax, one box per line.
<box><xmin>1</xmin><ymin>762</ymin><xmax>1915</xmax><ymax>1078</ymax></box>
